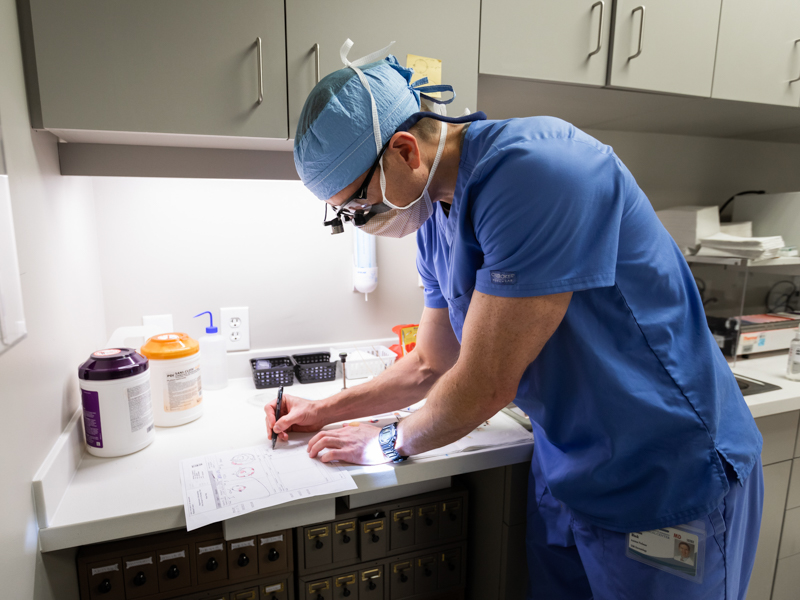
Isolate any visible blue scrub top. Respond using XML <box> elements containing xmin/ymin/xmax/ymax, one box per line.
<box><xmin>416</xmin><ymin>117</ymin><xmax>762</xmax><ymax>533</ymax></box>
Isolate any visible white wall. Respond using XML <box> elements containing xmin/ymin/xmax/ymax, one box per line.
<box><xmin>0</xmin><ymin>0</ymin><xmax>106</xmax><ymax>597</ymax></box>
<box><xmin>91</xmin><ymin>177</ymin><xmax>424</xmax><ymax>349</ymax></box>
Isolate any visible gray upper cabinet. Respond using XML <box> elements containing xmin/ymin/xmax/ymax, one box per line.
<box><xmin>480</xmin><ymin>0</ymin><xmax>612</xmax><ymax>87</ymax></box>
<box><xmin>24</xmin><ymin>0</ymin><xmax>288</xmax><ymax>140</ymax></box>
<box><xmin>285</xmin><ymin>0</ymin><xmax>480</xmax><ymax>141</ymax></box>
<box><xmin>608</xmin><ymin>0</ymin><xmax>722</xmax><ymax>97</ymax></box>
<box><xmin>712</xmin><ymin>0</ymin><xmax>800</xmax><ymax>108</ymax></box>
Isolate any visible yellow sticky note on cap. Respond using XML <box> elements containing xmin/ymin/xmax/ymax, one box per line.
<box><xmin>406</xmin><ymin>54</ymin><xmax>442</xmax><ymax>98</ymax></box>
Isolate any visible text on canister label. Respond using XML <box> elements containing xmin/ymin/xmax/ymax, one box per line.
<box><xmin>81</xmin><ymin>389</ymin><xmax>103</xmax><ymax>448</ymax></box>
<box><xmin>164</xmin><ymin>365</ymin><xmax>202</xmax><ymax>412</ymax></box>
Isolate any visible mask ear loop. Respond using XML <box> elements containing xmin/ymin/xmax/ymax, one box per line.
<box><xmin>379</xmin><ymin>119</ymin><xmax>447</xmax><ymax>211</ymax></box>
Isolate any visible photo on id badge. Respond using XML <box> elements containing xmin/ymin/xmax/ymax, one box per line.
<box><xmin>626</xmin><ymin>521</ymin><xmax>705</xmax><ymax>583</ymax></box>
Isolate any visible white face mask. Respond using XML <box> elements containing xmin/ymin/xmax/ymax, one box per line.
<box><xmin>358</xmin><ymin>120</ymin><xmax>447</xmax><ymax>238</ymax></box>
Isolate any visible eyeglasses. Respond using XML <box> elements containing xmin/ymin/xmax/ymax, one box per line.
<box><xmin>323</xmin><ymin>140</ymin><xmax>391</xmax><ymax>234</ymax></box>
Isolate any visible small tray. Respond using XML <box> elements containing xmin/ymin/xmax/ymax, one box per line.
<box><xmin>292</xmin><ymin>352</ymin><xmax>337</xmax><ymax>384</ymax></box>
<box><xmin>250</xmin><ymin>356</ymin><xmax>295</xmax><ymax>389</ymax></box>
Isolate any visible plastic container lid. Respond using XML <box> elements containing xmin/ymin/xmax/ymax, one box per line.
<box><xmin>78</xmin><ymin>348</ymin><xmax>149</xmax><ymax>381</ymax></box>
<box><xmin>140</xmin><ymin>332</ymin><xmax>199</xmax><ymax>360</ymax></box>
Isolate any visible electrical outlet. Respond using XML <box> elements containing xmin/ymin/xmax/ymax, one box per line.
<box><xmin>220</xmin><ymin>307</ymin><xmax>250</xmax><ymax>351</ymax></box>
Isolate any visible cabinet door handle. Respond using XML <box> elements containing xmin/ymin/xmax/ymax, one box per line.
<box><xmin>790</xmin><ymin>39</ymin><xmax>800</xmax><ymax>84</ymax></box>
<box><xmin>256</xmin><ymin>37</ymin><xmax>264</xmax><ymax>105</ymax></box>
<box><xmin>628</xmin><ymin>6</ymin><xmax>645</xmax><ymax>60</ymax></box>
<box><xmin>314</xmin><ymin>43</ymin><xmax>321</xmax><ymax>84</ymax></box>
<box><xmin>588</xmin><ymin>1</ymin><xmax>604</xmax><ymax>57</ymax></box>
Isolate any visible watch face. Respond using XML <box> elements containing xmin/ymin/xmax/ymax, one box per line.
<box><xmin>379</xmin><ymin>426</ymin><xmax>393</xmax><ymax>445</ymax></box>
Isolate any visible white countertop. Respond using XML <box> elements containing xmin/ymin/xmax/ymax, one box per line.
<box><xmin>36</xmin><ymin>377</ymin><xmax>532</xmax><ymax>553</ymax></box>
<box><xmin>732</xmin><ymin>353</ymin><xmax>800</xmax><ymax>418</ymax></box>
<box><xmin>34</xmin><ymin>351</ymin><xmax>800</xmax><ymax>553</ymax></box>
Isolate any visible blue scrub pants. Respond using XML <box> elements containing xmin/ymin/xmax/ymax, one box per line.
<box><xmin>526</xmin><ymin>450</ymin><xmax>764</xmax><ymax>600</ymax></box>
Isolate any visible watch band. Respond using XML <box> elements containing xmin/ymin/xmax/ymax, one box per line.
<box><xmin>379</xmin><ymin>422</ymin><xmax>408</xmax><ymax>463</ymax></box>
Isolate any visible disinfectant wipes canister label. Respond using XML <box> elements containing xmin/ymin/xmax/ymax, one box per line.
<box><xmin>81</xmin><ymin>389</ymin><xmax>103</xmax><ymax>448</ymax></box>
<box><xmin>165</xmin><ymin>365</ymin><xmax>202</xmax><ymax>412</ymax></box>
<box><xmin>127</xmin><ymin>380</ymin><xmax>153</xmax><ymax>433</ymax></box>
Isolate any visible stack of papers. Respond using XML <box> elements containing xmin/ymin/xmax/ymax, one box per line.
<box><xmin>698</xmin><ymin>232</ymin><xmax>785</xmax><ymax>260</ymax></box>
<box><xmin>656</xmin><ymin>206</ymin><xmax>720</xmax><ymax>254</ymax></box>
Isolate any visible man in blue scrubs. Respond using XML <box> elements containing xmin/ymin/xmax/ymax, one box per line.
<box><xmin>267</xmin><ymin>42</ymin><xmax>764</xmax><ymax>599</ymax></box>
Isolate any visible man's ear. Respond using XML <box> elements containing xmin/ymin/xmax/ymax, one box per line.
<box><xmin>388</xmin><ymin>132</ymin><xmax>422</xmax><ymax>170</ymax></box>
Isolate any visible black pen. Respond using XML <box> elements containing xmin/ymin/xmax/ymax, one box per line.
<box><xmin>272</xmin><ymin>387</ymin><xmax>283</xmax><ymax>449</ymax></box>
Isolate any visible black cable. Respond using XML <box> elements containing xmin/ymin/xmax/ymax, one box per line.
<box><xmin>718</xmin><ymin>190</ymin><xmax>765</xmax><ymax>219</ymax></box>
<box><xmin>766</xmin><ymin>280</ymin><xmax>797</xmax><ymax>313</ymax></box>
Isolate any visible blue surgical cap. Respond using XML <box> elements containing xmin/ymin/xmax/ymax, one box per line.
<box><xmin>294</xmin><ymin>55</ymin><xmax>424</xmax><ymax>201</ymax></box>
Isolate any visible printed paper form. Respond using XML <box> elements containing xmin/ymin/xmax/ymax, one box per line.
<box><xmin>179</xmin><ymin>437</ymin><xmax>356</xmax><ymax>531</ymax></box>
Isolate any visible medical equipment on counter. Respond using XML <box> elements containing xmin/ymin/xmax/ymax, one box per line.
<box><xmin>392</xmin><ymin>324</ymin><xmax>419</xmax><ymax>356</ymax></box>
<box><xmin>78</xmin><ymin>348</ymin><xmax>154</xmax><ymax>457</ymax></box>
<box><xmin>353</xmin><ymin>227</ymin><xmax>377</xmax><ymax>299</ymax></box>
<box><xmin>193</xmin><ymin>311</ymin><xmax>227</xmax><ymax>390</ymax></box>
<box><xmin>140</xmin><ymin>333</ymin><xmax>202</xmax><ymax>427</ymax></box>
<box><xmin>707</xmin><ymin>313</ymin><xmax>800</xmax><ymax>357</ymax></box>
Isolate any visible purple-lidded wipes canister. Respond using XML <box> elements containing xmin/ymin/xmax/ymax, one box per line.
<box><xmin>78</xmin><ymin>348</ymin><xmax>154</xmax><ymax>458</ymax></box>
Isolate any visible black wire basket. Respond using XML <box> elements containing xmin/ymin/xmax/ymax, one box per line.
<box><xmin>292</xmin><ymin>352</ymin><xmax>337</xmax><ymax>384</ymax></box>
<box><xmin>250</xmin><ymin>356</ymin><xmax>295</xmax><ymax>389</ymax></box>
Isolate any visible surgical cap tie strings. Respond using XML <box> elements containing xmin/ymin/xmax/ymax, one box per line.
<box><xmin>378</xmin><ymin>120</ymin><xmax>447</xmax><ymax>211</ymax></box>
<box><xmin>340</xmin><ymin>39</ymin><xmax>396</xmax><ymax>155</ymax></box>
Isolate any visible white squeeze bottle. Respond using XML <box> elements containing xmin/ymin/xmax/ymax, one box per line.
<box><xmin>787</xmin><ymin>329</ymin><xmax>800</xmax><ymax>381</ymax></box>
<box><xmin>194</xmin><ymin>311</ymin><xmax>228</xmax><ymax>390</ymax></box>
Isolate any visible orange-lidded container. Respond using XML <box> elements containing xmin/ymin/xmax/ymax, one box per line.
<box><xmin>140</xmin><ymin>333</ymin><xmax>202</xmax><ymax>427</ymax></box>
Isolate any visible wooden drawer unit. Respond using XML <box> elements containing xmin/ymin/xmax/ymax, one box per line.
<box><xmin>437</xmin><ymin>547</ymin><xmax>462</xmax><ymax>589</ymax></box>
<box><xmin>304</xmin><ymin>524</ymin><xmax>334</xmax><ymax>570</ymax></box>
<box><xmin>122</xmin><ymin>552</ymin><xmax>159</xmax><ymax>598</ymax></box>
<box><xmin>155</xmin><ymin>545</ymin><xmax>191</xmax><ymax>594</ymax></box>
<box><xmin>259</xmin><ymin>578</ymin><xmax>290</xmax><ymax>600</ymax></box>
<box><xmin>359</xmin><ymin>514</ymin><xmax>388</xmax><ymax>562</ymax></box>
<box><xmin>414</xmin><ymin>553</ymin><xmax>438</xmax><ymax>595</ymax></box>
<box><xmin>76</xmin><ymin>524</ymin><xmax>293</xmax><ymax>600</ymax></box>
<box><xmin>414</xmin><ymin>504</ymin><xmax>439</xmax><ymax>546</ymax></box>
<box><xmin>86</xmin><ymin>559</ymin><xmax>124</xmax><ymax>600</ymax></box>
<box><xmin>299</xmin><ymin>486</ymin><xmax>468</xmax><ymax>576</ymax></box>
<box><xmin>332</xmin><ymin>520</ymin><xmax>358</xmax><ymax>564</ymax></box>
<box><xmin>389</xmin><ymin>558</ymin><xmax>415</xmax><ymax>599</ymax></box>
<box><xmin>227</xmin><ymin>537</ymin><xmax>258</xmax><ymax>581</ymax></box>
<box><xmin>359</xmin><ymin>566</ymin><xmax>384</xmax><ymax>600</ymax></box>
<box><xmin>390</xmin><ymin>509</ymin><xmax>415</xmax><ymax>551</ymax></box>
<box><xmin>439</xmin><ymin>499</ymin><xmax>463</xmax><ymax>540</ymax></box>
<box><xmin>332</xmin><ymin>572</ymin><xmax>358</xmax><ymax>600</ymax></box>
<box><xmin>303</xmin><ymin>577</ymin><xmax>332</xmax><ymax>600</ymax></box>
<box><xmin>194</xmin><ymin>539</ymin><xmax>228</xmax><ymax>585</ymax></box>
<box><xmin>257</xmin><ymin>531</ymin><xmax>290</xmax><ymax>577</ymax></box>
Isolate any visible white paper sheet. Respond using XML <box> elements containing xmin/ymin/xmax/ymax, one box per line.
<box><xmin>179</xmin><ymin>437</ymin><xmax>356</xmax><ymax>531</ymax></box>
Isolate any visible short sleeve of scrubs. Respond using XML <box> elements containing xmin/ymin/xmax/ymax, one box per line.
<box><xmin>416</xmin><ymin>224</ymin><xmax>448</xmax><ymax>309</ymax></box>
<box><xmin>470</xmin><ymin>139</ymin><xmax>625</xmax><ymax>298</ymax></box>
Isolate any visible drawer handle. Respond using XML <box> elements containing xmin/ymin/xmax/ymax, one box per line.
<box><xmin>588</xmin><ymin>1</ymin><xmax>604</xmax><ymax>58</ymax></box>
<box><xmin>133</xmin><ymin>571</ymin><xmax>146</xmax><ymax>586</ymax></box>
<box><xmin>791</xmin><ymin>40</ymin><xmax>800</xmax><ymax>84</ymax></box>
<box><xmin>628</xmin><ymin>6</ymin><xmax>645</xmax><ymax>60</ymax></box>
<box><xmin>206</xmin><ymin>557</ymin><xmax>218</xmax><ymax>571</ymax></box>
<box><xmin>167</xmin><ymin>565</ymin><xmax>180</xmax><ymax>579</ymax></box>
<box><xmin>97</xmin><ymin>578</ymin><xmax>111</xmax><ymax>594</ymax></box>
<box><xmin>268</xmin><ymin>548</ymin><xmax>280</xmax><ymax>562</ymax></box>
<box><xmin>255</xmin><ymin>37</ymin><xmax>264</xmax><ymax>105</ymax></box>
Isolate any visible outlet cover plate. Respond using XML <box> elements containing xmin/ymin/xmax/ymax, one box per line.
<box><xmin>221</xmin><ymin>306</ymin><xmax>250</xmax><ymax>351</ymax></box>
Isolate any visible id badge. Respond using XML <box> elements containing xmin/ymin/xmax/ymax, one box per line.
<box><xmin>626</xmin><ymin>520</ymin><xmax>706</xmax><ymax>584</ymax></box>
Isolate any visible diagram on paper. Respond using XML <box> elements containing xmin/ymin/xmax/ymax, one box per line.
<box><xmin>179</xmin><ymin>440</ymin><xmax>356</xmax><ymax>531</ymax></box>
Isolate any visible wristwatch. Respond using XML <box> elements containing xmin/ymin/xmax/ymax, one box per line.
<box><xmin>379</xmin><ymin>422</ymin><xmax>408</xmax><ymax>463</ymax></box>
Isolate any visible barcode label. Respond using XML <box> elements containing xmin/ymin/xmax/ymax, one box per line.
<box><xmin>91</xmin><ymin>564</ymin><xmax>119</xmax><ymax>576</ymax></box>
<box><xmin>159</xmin><ymin>551</ymin><xmax>185</xmax><ymax>562</ymax></box>
<box><xmin>126</xmin><ymin>557</ymin><xmax>153</xmax><ymax>569</ymax></box>
<box><xmin>260</xmin><ymin>535</ymin><xmax>283</xmax><ymax>544</ymax></box>
<box><xmin>198</xmin><ymin>543</ymin><xmax>224</xmax><ymax>554</ymax></box>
